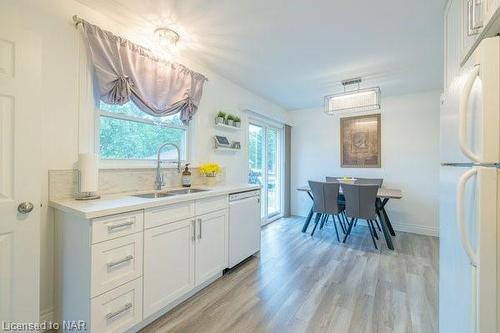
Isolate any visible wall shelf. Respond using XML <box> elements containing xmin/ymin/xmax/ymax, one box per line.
<box><xmin>215</xmin><ymin>123</ymin><xmax>242</xmax><ymax>130</ymax></box>
<box><xmin>214</xmin><ymin>146</ymin><xmax>240</xmax><ymax>152</ymax></box>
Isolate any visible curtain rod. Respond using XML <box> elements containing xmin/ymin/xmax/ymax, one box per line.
<box><xmin>72</xmin><ymin>15</ymin><xmax>83</xmax><ymax>27</ymax></box>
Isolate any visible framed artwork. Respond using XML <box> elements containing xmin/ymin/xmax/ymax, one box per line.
<box><xmin>340</xmin><ymin>114</ymin><xmax>381</xmax><ymax>168</ymax></box>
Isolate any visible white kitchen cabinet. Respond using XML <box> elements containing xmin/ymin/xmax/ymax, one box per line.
<box><xmin>195</xmin><ymin>210</ymin><xmax>228</xmax><ymax>286</ymax></box>
<box><xmin>445</xmin><ymin>0</ymin><xmax>500</xmax><ymax>79</ymax></box>
<box><xmin>55</xmin><ymin>192</ymin><xmax>234</xmax><ymax>332</ymax></box>
<box><xmin>485</xmin><ymin>0</ymin><xmax>500</xmax><ymax>25</ymax></box>
<box><xmin>143</xmin><ymin>218</ymin><xmax>195</xmax><ymax>318</ymax></box>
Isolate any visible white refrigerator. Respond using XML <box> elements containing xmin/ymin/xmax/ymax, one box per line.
<box><xmin>439</xmin><ymin>36</ymin><xmax>499</xmax><ymax>333</ymax></box>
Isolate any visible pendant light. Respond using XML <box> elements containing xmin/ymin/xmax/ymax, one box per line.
<box><xmin>324</xmin><ymin>78</ymin><xmax>381</xmax><ymax>114</ymax></box>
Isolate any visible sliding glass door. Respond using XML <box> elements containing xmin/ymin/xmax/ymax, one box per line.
<box><xmin>248</xmin><ymin>121</ymin><xmax>283</xmax><ymax>224</ymax></box>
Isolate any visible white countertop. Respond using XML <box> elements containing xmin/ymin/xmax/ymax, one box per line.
<box><xmin>49</xmin><ymin>184</ymin><xmax>260</xmax><ymax>219</ymax></box>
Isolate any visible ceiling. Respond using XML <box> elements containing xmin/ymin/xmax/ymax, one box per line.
<box><xmin>77</xmin><ymin>0</ymin><xmax>446</xmax><ymax>110</ymax></box>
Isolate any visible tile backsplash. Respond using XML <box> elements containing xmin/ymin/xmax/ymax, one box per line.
<box><xmin>48</xmin><ymin>167</ymin><xmax>225</xmax><ymax>200</ymax></box>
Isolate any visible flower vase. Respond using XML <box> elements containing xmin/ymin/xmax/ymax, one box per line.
<box><xmin>205</xmin><ymin>175</ymin><xmax>217</xmax><ymax>186</ymax></box>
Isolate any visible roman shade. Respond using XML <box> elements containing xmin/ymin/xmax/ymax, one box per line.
<box><xmin>78</xmin><ymin>19</ymin><xmax>207</xmax><ymax>124</ymax></box>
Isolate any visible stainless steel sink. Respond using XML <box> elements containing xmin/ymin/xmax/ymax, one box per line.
<box><xmin>167</xmin><ymin>188</ymin><xmax>209</xmax><ymax>195</ymax></box>
<box><xmin>132</xmin><ymin>192</ymin><xmax>176</xmax><ymax>199</ymax></box>
<box><xmin>132</xmin><ymin>188</ymin><xmax>208</xmax><ymax>199</ymax></box>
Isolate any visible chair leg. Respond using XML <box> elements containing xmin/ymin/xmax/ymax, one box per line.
<box><xmin>311</xmin><ymin>213</ymin><xmax>322</xmax><ymax>236</ymax></box>
<box><xmin>375</xmin><ymin>219</ymin><xmax>382</xmax><ymax>232</ymax></box>
<box><xmin>342</xmin><ymin>218</ymin><xmax>355</xmax><ymax>243</ymax></box>
<box><xmin>367</xmin><ymin>220</ymin><xmax>378</xmax><ymax>249</ymax></box>
<box><xmin>338</xmin><ymin>213</ymin><xmax>346</xmax><ymax>234</ymax></box>
<box><xmin>320</xmin><ymin>214</ymin><xmax>328</xmax><ymax>230</ymax></box>
<box><xmin>332</xmin><ymin>215</ymin><xmax>340</xmax><ymax>242</ymax></box>
<box><xmin>354</xmin><ymin>218</ymin><xmax>358</xmax><ymax>227</ymax></box>
<box><xmin>369</xmin><ymin>220</ymin><xmax>379</xmax><ymax>240</ymax></box>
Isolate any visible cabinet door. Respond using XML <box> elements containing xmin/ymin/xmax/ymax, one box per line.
<box><xmin>143</xmin><ymin>218</ymin><xmax>195</xmax><ymax>318</ymax></box>
<box><xmin>195</xmin><ymin>210</ymin><xmax>228</xmax><ymax>286</ymax></box>
<box><xmin>485</xmin><ymin>0</ymin><xmax>500</xmax><ymax>24</ymax></box>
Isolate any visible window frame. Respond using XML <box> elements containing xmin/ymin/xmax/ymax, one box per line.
<box><xmin>94</xmin><ymin>105</ymin><xmax>192</xmax><ymax>169</ymax></box>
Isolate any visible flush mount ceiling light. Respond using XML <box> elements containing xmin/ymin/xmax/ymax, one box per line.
<box><xmin>154</xmin><ymin>27</ymin><xmax>180</xmax><ymax>54</ymax></box>
<box><xmin>324</xmin><ymin>78</ymin><xmax>381</xmax><ymax>115</ymax></box>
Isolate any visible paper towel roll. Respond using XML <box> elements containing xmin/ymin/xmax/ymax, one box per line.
<box><xmin>78</xmin><ymin>153</ymin><xmax>99</xmax><ymax>193</ymax></box>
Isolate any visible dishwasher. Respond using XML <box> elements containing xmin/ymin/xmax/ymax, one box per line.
<box><xmin>228</xmin><ymin>190</ymin><xmax>261</xmax><ymax>268</ymax></box>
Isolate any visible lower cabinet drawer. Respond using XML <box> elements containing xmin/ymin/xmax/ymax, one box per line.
<box><xmin>92</xmin><ymin>210</ymin><xmax>143</xmax><ymax>244</ymax></box>
<box><xmin>144</xmin><ymin>201</ymin><xmax>195</xmax><ymax>229</ymax></box>
<box><xmin>90</xmin><ymin>278</ymin><xmax>143</xmax><ymax>333</ymax></box>
<box><xmin>195</xmin><ymin>195</ymin><xmax>228</xmax><ymax>215</ymax></box>
<box><xmin>91</xmin><ymin>233</ymin><xmax>143</xmax><ymax>297</ymax></box>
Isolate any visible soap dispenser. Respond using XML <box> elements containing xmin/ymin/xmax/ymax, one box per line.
<box><xmin>182</xmin><ymin>163</ymin><xmax>192</xmax><ymax>187</ymax></box>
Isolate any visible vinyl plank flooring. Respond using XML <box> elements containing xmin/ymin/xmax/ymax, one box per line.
<box><xmin>141</xmin><ymin>216</ymin><xmax>438</xmax><ymax>333</ymax></box>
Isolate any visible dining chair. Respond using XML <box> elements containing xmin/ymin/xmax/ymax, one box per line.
<box><xmin>341</xmin><ymin>183</ymin><xmax>380</xmax><ymax>249</ymax></box>
<box><xmin>354</xmin><ymin>177</ymin><xmax>384</xmax><ymax>187</ymax></box>
<box><xmin>325</xmin><ymin>176</ymin><xmax>349</xmax><ymax>229</ymax></box>
<box><xmin>308</xmin><ymin>181</ymin><xmax>345</xmax><ymax>241</ymax></box>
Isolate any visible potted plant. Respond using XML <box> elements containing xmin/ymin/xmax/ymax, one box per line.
<box><xmin>199</xmin><ymin>163</ymin><xmax>222</xmax><ymax>186</ymax></box>
<box><xmin>233</xmin><ymin>115</ymin><xmax>241</xmax><ymax>128</ymax></box>
<box><xmin>226</xmin><ymin>114</ymin><xmax>235</xmax><ymax>127</ymax></box>
<box><xmin>216</xmin><ymin>111</ymin><xmax>226</xmax><ymax>125</ymax></box>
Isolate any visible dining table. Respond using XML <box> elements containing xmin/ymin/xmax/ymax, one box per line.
<box><xmin>297</xmin><ymin>185</ymin><xmax>403</xmax><ymax>250</ymax></box>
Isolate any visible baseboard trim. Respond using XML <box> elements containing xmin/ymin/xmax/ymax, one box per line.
<box><xmin>40</xmin><ymin>307</ymin><xmax>54</xmax><ymax>331</ymax></box>
<box><xmin>391</xmin><ymin>222</ymin><xmax>438</xmax><ymax>237</ymax></box>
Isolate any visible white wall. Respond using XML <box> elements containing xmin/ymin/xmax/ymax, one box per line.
<box><xmin>290</xmin><ymin>90</ymin><xmax>441</xmax><ymax>236</ymax></box>
<box><xmin>8</xmin><ymin>0</ymin><xmax>288</xmax><ymax>320</ymax></box>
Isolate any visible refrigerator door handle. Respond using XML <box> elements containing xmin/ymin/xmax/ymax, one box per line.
<box><xmin>459</xmin><ymin>65</ymin><xmax>481</xmax><ymax>163</ymax></box>
<box><xmin>456</xmin><ymin>168</ymin><xmax>479</xmax><ymax>267</ymax></box>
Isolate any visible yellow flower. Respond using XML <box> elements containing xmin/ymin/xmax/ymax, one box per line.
<box><xmin>199</xmin><ymin>163</ymin><xmax>222</xmax><ymax>176</ymax></box>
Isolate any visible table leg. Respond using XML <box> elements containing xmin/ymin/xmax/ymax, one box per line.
<box><xmin>379</xmin><ymin>198</ymin><xmax>396</xmax><ymax>236</ymax></box>
<box><xmin>382</xmin><ymin>206</ymin><xmax>396</xmax><ymax>236</ymax></box>
<box><xmin>376</xmin><ymin>199</ymin><xmax>394</xmax><ymax>250</ymax></box>
<box><xmin>301</xmin><ymin>206</ymin><xmax>314</xmax><ymax>233</ymax></box>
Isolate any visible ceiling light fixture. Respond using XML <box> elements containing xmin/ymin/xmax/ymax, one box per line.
<box><xmin>324</xmin><ymin>78</ymin><xmax>381</xmax><ymax>114</ymax></box>
<box><xmin>154</xmin><ymin>27</ymin><xmax>180</xmax><ymax>55</ymax></box>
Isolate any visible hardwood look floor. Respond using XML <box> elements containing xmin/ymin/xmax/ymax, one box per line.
<box><xmin>141</xmin><ymin>216</ymin><xmax>438</xmax><ymax>333</ymax></box>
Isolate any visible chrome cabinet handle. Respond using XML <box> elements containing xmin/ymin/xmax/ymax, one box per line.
<box><xmin>107</xmin><ymin>220</ymin><xmax>134</xmax><ymax>232</ymax></box>
<box><xmin>191</xmin><ymin>219</ymin><xmax>196</xmax><ymax>241</ymax></box>
<box><xmin>18</xmin><ymin>202</ymin><xmax>34</xmax><ymax>214</ymax></box>
<box><xmin>105</xmin><ymin>302</ymin><xmax>132</xmax><ymax>320</ymax></box>
<box><xmin>107</xmin><ymin>255</ymin><xmax>134</xmax><ymax>268</ymax></box>
<box><xmin>197</xmin><ymin>218</ymin><xmax>202</xmax><ymax>239</ymax></box>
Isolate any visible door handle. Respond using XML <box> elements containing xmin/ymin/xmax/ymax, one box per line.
<box><xmin>456</xmin><ymin>168</ymin><xmax>478</xmax><ymax>267</ymax></box>
<box><xmin>459</xmin><ymin>65</ymin><xmax>481</xmax><ymax>163</ymax></box>
<box><xmin>197</xmin><ymin>218</ymin><xmax>202</xmax><ymax>239</ymax></box>
<box><xmin>18</xmin><ymin>202</ymin><xmax>34</xmax><ymax>214</ymax></box>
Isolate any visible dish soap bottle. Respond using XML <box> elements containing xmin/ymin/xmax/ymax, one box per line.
<box><xmin>182</xmin><ymin>163</ymin><xmax>192</xmax><ymax>187</ymax></box>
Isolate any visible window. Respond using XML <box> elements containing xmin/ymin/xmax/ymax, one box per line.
<box><xmin>98</xmin><ymin>101</ymin><xmax>188</xmax><ymax>161</ymax></box>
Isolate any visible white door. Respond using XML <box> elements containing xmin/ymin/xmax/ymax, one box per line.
<box><xmin>248</xmin><ymin>122</ymin><xmax>283</xmax><ymax>224</ymax></box>
<box><xmin>0</xmin><ymin>7</ymin><xmax>41</xmax><ymax>328</ymax></box>
<box><xmin>440</xmin><ymin>36</ymin><xmax>500</xmax><ymax>164</ymax></box>
<box><xmin>143</xmin><ymin>219</ymin><xmax>195</xmax><ymax>318</ymax></box>
<box><xmin>439</xmin><ymin>166</ymin><xmax>497</xmax><ymax>333</ymax></box>
<box><xmin>195</xmin><ymin>210</ymin><xmax>227</xmax><ymax>286</ymax></box>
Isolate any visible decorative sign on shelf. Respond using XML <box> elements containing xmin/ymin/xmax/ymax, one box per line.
<box><xmin>340</xmin><ymin>114</ymin><xmax>381</xmax><ymax>168</ymax></box>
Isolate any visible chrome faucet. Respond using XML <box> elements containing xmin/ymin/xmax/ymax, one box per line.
<box><xmin>155</xmin><ymin>143</ymin><xmax>181</xmax><ymax>190</ymax></box>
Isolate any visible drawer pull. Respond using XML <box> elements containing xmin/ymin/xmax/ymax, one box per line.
<box><xmin>107</xmin><ymin>255</ymin><xmax>134</xmax><ymax>268</ymax></box>
<box><xmin>105</xmin><ymin>302</ymin><xmax>133</xmax><ymax>320</ymax></box>
<box><xmin>107</xmin><ymin>220</ymin><xmax>134</xmax><ymax>232</ymax></box>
